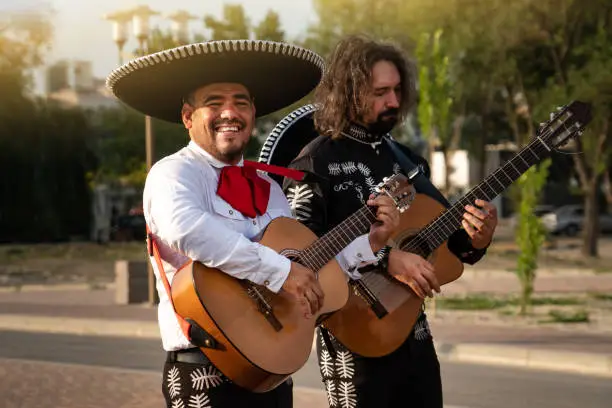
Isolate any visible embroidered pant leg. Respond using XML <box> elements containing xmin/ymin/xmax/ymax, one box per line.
<box><xmin>162</xmin><ymin>360</ymin><xmax>293</xmax><ymax>408</ymax></box>
<box><xmin>316</xmin><ymin>314</ymin><xmax>442</xmax><ymax>408</ymax></box>
<box><xmin>316</xmin><ymin>328</ymin><xmax>393</xmax><ymax>408</ymax></box>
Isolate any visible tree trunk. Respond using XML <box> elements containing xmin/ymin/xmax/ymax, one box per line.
<box><xmin>604</xmin><ymin>170</ymin><xmax>612</xmax><ymax>212</ymax></box>
<box><xmin>582</xmin><ymin>181</ymin><xmax>599</xmax><ymax>257</ymax></box>
<box><xmin>442</xmin><ymin>147</ymin><xmax>452</xmax><ymax>197</ymax></box>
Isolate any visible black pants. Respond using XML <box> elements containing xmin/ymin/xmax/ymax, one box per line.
<box><xmin>316</xmin><ymin>314</ymin><xmax>443</xmax><ymax>408</ymax></box>
<box><xmin>162</xmin><ymin>348</ymin><xmax>293</xmax><ymax>408</ymax></box>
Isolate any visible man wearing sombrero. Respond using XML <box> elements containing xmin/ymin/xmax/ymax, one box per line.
<box><xmin>106</xmin><ymin>39</ymin><xmax>401</xmax><ymax>407</ymax></box>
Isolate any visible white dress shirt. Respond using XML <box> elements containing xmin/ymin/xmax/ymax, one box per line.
<box><xmin>143</xmin><ymin>141</ymin><xmax>378</xmax><ymax>351</ymax></box>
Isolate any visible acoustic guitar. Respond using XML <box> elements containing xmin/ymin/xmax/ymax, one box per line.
<box><xmin>170</xmin><ymin>173</ymin><xmax>415</xmax><ymax>392</ymax></box>
<box><xmin>322</xmin><ymin>100</ymin><xmax>593</xmax><ymax>357</ymax></box>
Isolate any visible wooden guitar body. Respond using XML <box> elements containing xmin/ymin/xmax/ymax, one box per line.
<box><xmin>323</xmin><ymin>193</ymin><xmax>464</xmax><ymax>357</ymax></box>
<box><xmin>171</xmin><ymin>216</ymin><xmax>349</xmax><ymax>392</ymax></box>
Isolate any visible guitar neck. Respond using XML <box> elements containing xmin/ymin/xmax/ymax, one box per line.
<box><xmin>413</xmin><ymin>137</ymin><xmax>552</xmax><ymax>251</ymax></box>
<box><xmin>301</xmin><ymin>206</ymin><xmax>377</xmax><ymax>271</ymax></box>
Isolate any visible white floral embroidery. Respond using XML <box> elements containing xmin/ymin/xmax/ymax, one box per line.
<box><xmin>320</xmin><ymin>349</ymin><xmax>335</xmax><ymax>378</ymax></box>
<box><xmin>338</xmin><ymin>381</ymin><xmax>357</xmax><ymax>408</ymax></box>
<box><xmin>414</xmin><ymin>318</ymin><xmax>431</xmax><ymax>341</ymax></box>
<box><xmin>191</xmin><ymin>366</ymin><xmax>224</xmax><ymax>391</ymax></box>
<box><xmin>171</xmin><ymin>399</ymin><xmax>185</xmax><ymax>408</ymax></box>
<box><xmin>365</xmin><ymin>177</ymin><xmax>377</xmax><ymax>194</ymax></box>
<box><xmin>341</xmin><ymin>161</ymin><xmax>358</xmax><ymax>174</ymax></box>
<box><xmin>325</xmin><ymin>379</ymin><xmax>338</xmax><ymax>407</ymax></box>
<box><xmin>329</xmin><ymin>161</ymin><xmax>379</xmax><ymax>202</ymax></box>
<box><xmin>393</xmin><ymin>163</ymin><xmax>401</xmax><ymax>175</ymax></box>
<box><xmin>167</xmin><ymin>366</ymin><xmax>181</xmax><ymax>399</ymax></box>
<box><xmin>329</xmin><ymin>163</ymin><xmax>341</xmax><ymax>175</ymax></box>
<box><xmin>357</xmin><ymin>162</ymin><xmax>371</xmax><ymax>176</ymax></box>
<box><xmin>335</xmin><ymin>351</ymin><xmax>355</xmax><ymax>379</ymax></box>
<box><xmin>286</xmin><ymin>184</ymin><xmax>314</xmax><ymax>221</ymax></box>
<box><xmin>187</xmin><ymin>393</ymin><xmax>211</xmax><ymax>408</ymax></box>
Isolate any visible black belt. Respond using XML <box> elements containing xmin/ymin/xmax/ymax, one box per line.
<box><xmin>167</xmin><ymin>348</ymin><xmax>210</xmax><ymax>365</ymax></box>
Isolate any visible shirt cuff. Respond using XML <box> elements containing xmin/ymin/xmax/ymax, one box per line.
<box><xmin>254</xmin><ymin>245</ymin><xmax>292</xmax><ymax>293</ymax></box>
<box><xmin>336</xmin><ymin>234</ymin><xmax>378</xmax><ymax>279</ymax></box>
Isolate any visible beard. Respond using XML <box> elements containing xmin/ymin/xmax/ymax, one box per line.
<box><xmin>208</xmin><ymin>117</ymin><xmax>249</xmax><ymax>163</ymax></box>
<box><xmin>367</xmin><ymin>108</ymin><xmax>399</xmax><ymax>135</ymax></box>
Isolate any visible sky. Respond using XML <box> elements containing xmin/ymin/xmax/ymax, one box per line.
<box><xmin>1</xmin><ymin>0</ymin><xmax>318</xmax><ymax>88</ymax></box>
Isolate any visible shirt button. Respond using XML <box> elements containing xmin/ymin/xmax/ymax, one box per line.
<box><xmin>264</xmin><ymin>280</ymin><xmax>270</xmax><ymax>286</ymax></box>
<box><xmin>229</xmin><ymin>210</ymin><xmax>234</xmax><ymax>215</ymax></box>
<box><xmin>357</xmin><ymin>253</ymin><xmax>362</xmax><ymax>258</ymax></box>
<box><xmin>252</xmin><ymin>220</ymin><xmax>257</xmax><ymax>225</ymax></box>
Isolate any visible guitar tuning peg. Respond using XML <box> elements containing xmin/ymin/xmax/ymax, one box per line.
<box><xmin>549</xmin><ymin>112</ymin><xmax>556</xmax><ymax>120</ymax></box>
<box><xmin>557</xmin><ymin>106</ymin><xmax>564</xmax><ymax>111</ymax></box>
<box><xmin>382</xmin><ymin>177</ymin><xmax>389</xmax><ymax>182</ymax></box>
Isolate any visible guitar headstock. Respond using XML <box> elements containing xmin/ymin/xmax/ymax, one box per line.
<box><xmin>374</xmin><ymin>173</ymin><xmax>416</xmax><ymax>213</ymax></box>
<box><xmin>538</xmin><ymin>101</ymin><xmax>593</xmax><ymax>149</ymax></box>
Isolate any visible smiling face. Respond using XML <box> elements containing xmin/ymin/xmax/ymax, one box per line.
<box><xmin>181</xmin><ymin>82</ymin><xmax>256</xmax><ymax>164</ymax></box>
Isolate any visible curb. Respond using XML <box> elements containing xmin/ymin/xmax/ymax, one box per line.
<box><xmin>435</xmin><ymin>341</ymin><xmax>612</xmax><ymax>378</ymax></box>
<box><xmin>1</xmin><ymin>314</ymin><xmax>611</xmax><ymax>378</ymax></box>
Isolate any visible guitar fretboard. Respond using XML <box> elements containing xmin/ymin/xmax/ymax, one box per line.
<box><xmin>301</xmin><ymin>206</ymin><xmax>377</xmax><ymax>271</ymax></box>
<box><xmin>405</xmin><ymin>135</ymin><xmax>552</xmax><ymax>253</ymax></box>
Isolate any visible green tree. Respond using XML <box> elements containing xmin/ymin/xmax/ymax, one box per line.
<box><xmin>253</xmin><ymin>10</ymin><xmax>284</xmax><ymax>41</ymax></box>
<box><xmin>515</xmin><ymin>159</ymin><xmax>551</xmax><ymax>315</ymax></box>
<box><xmin>416</xmin><ymin>29</ymin><xmax>456</xmax><ymax>195</ymax></box>
<box><xmin>204</xmin><ymin>4</ymin><xmax>250</xmax><ymax>40</ymax></box>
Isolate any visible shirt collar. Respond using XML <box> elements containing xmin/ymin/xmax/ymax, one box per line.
<box><xmin>341</xmin><ymin>123</ymin><xmax>385</xmax><ymax>144</ymax></box>
<box><xmin>187</xmin><ymin>140</ymin><xmax>244</xmax><ymax>169</ymax></box>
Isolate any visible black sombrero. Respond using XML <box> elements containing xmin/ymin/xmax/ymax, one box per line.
<box><xmin>106</xmin><ymin>40</ymin><xmax>325</xmax><ymax>123</ymax></box>
<box><xmin>258</xmin><ymin>103</ymin><xmax>320</xmax><ymax>185</ymax></box>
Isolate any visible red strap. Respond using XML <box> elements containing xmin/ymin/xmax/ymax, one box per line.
<box><xmin>244</xmin><ymin>160</ymin><xmax>306</xmax><ymax>181</ymax></box>
<box><xmin>146</xmin><ymin>226</ymin><xmax>192</xmax><ymax>341</ymax></box>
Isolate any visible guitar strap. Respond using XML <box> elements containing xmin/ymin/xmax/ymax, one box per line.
<box><xmin>382</xmin><ymin>136</ymin><xmax>451</xmax><ymax>209</ymax></box>
<box><xmin>145</xmin><ymin>161</ymin><xmax>307</xmax><ymax>346</ymax></box>
<box><xmin>146</xmin><ymin>225</ymin><xmax>193</xmax><ymax>342</ymax></box>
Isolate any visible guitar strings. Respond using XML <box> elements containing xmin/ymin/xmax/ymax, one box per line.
<box><xmin>402</xmin><ymin>128</ymin><xmax>555</xmax><ymax>255</ymax></box>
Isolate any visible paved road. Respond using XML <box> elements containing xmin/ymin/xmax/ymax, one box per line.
<box><xmin>1</xmin><ymin>330</ymin><xmax>610</xmax><ymax>408</ymax></box>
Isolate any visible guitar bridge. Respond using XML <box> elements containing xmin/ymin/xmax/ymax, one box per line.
<box><xmin>243</xmin><ymin>282</ymin><xmax>283</xmax><ymax>332</ymax></box>
<box><xmin>350</xmin><ymin>279</ymin><xmax>388</xmax><ymax>319</ymax></box>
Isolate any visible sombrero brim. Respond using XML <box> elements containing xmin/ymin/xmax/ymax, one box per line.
<box><xmin>258</xmin><ymin>104</ymin><xmax>319</xmax><ymax>185</ymax></box>
<box><xmin>106</xmin><ymin>40</ymin><xmax>324</xmax><ymax>123</ymax></box>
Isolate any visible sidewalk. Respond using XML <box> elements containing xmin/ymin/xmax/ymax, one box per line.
<box><xmin>1</xmin><ymin>285</ymin><xmax>611</xmax><ymax>380</ymax></box>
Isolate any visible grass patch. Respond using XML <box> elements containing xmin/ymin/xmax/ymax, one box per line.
<box><xmin>437</xmin><ymin>295</ymin><xmax>585</xmax><ymax>310</ymax></box>
<box><xmin>531</xmin><ymin>297</ymin><xmax>583</xmax><ymax>306</ymax></box>
<box><xmin>542</xmin><ymin>309</ymin><xmax>590</xmax><ymax>324</ymax></box>
<box><xmin>588</xmin><ymin>292</ymin><xmax>612</xmax><ymax>301</ymax></box>
<box><xmin>437</xmin><ymin>295</ymin><xmax>510</xmax><ymax>310</ymax></box>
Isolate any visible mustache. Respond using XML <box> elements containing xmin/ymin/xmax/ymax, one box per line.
<box><xmin>378</xmin><ymin>108</ymin><xmax>399</xmax><ymax>120</ymax></box>
<box><xmin>212</xmin><ymin>118</ymin><xmax>246</xmax><ymax>129</ymax></box>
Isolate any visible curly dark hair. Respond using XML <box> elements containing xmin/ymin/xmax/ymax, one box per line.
<box><xmin>313</xmin><ymin>34</ymin><xmax>416</xmax><ymax>139</ymax></box>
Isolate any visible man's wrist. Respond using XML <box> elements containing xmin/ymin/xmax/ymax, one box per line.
<box><xmin>377</xmin><ymin>245</ymin><xmax>394</xmax><ymax>270</ymax></box>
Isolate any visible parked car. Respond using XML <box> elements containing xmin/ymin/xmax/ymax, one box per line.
<box><xmin>508</xmin><ymin>205</ymin><xmax>557</xmax><ymax>230</ymax></box>
<box><xmin>540</xmin><ymin>205</ymin><xmax>612</xmax><ymax>236</ymax></box>
<box><xmin>110</xmin><ymin>214</ymin><xmax>147</xmax><ymax>242</ymax></box>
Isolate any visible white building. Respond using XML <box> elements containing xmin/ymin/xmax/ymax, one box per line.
<box><xmin>429</xmin><ymin>143</ymin><xmax>518</xmax><ymax>216</ymax></box>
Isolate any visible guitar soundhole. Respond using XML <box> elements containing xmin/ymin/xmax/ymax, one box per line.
<box><xmin>279</xmin><ymin>248</ymin><xmax>301</xmax><ymax>263</ymax></box>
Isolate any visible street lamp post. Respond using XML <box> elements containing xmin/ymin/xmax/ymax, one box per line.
<box><xmin>103</xmin><ymin>11</ymin><xmax>131</xmax><ymax>66</ymax></box>
<box><xmin>130</xmin><ymin>5</ymin><xmax>160</xmax><ymax>305</ymax></box>
<box><xmin>167</xmin><ymin>10</ymin><xmax>198</xmax><ymax>44</ymax></box>
<box><xmin>104</xmin><ymin>6</ymin><xmax>161</xmax><ymax>305</ymax></box>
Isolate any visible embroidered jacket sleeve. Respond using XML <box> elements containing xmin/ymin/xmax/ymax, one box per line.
<box><xmin>144</xmin><ymin>158</ymin><xmax>291</xmax><ymax>293</ymax></box>
<box><xmin>403</xmin><ymin>147</ymin><xmax>488</xmax><ymax>265</ymax></box>
<box><xmin>283</xmin><ymin>154</ymin><xmax>379</xmax><ymax>278</ymax></box>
